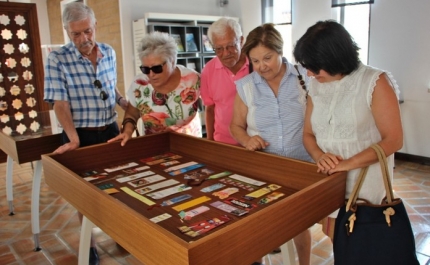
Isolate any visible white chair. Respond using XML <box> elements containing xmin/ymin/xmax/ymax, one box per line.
<box><xmin>265</xmin><ymin>240</ymin><xmax>295</xmax><ymax>265</ymax></box>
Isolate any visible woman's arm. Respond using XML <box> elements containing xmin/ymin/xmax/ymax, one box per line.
<box><xmin>303</xmin><ymin>97</ymin><xmax>342</xmax><ymax>173</ymax></box>
<box><xmin>107</xmin><ymin>103</ymin><xmax>140</xmax><ymax>146</ymax></box>
<box><xmin>230</xmin><ymin>94</ymin><xmax>268</xmax><ymax>151</ymax></box>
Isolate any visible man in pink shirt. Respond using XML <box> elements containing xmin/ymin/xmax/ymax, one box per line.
<box><xmin>201</xmin><ymin>17</ymin><xmax>249</xmax><ymax>145</ymax></box>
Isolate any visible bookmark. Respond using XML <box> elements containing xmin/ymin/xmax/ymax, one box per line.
<box><xmin>146</xmin><ymin>184</ymin><xmax>192</xmax><ymax>199</ymax></box>
<box><xmin>229</xmin><ymin>174</ymin><xmax>266</xmax><ymax>186</ymax></box>
<box><xmin>120</xmin><ymin>187</ymin><xmax>155</xmax><ymax>206</ymax></box>
<box><xmin>172</xmin><ymin>196</ymin><xmax>211</xmax><ymax>211</ymax></box>
<box><xmin>134</xmin><ymin>179</ymin><xmax>179</xmax><ymax>195</ymax></box>
<box><xmin>161</xmin><ymin>194</ymin><xmax>193</xmax><ymax>206</ymax></box>
<box><xmin>243</xmin><ymin>184</ymin><xmax>282</xmax><ymax>200</ymax></box>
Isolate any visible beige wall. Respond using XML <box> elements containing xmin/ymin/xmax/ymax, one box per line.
<box><xmin>46</xmin><ymin>0</ymin><xmax>125</xmax><ymax>109</ymax></box>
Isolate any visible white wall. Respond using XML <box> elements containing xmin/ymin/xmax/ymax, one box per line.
<box><xmin>368</xmin><ymin>0</ymin><xmax>430</xmax><ymax>157</ymax></box>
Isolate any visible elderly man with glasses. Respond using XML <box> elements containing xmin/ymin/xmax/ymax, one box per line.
<box><xmin>200</xmin><ymin>17</ymin><xmax>249</xmax><ymax>146</ymax></box>
<box><xmin>44</xmin><ymin>2</ymin><xmax>127</xmax><ymax>156</ymax></box>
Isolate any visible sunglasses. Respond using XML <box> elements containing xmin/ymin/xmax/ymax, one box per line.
<box><xmin>139</xmin><ymin>61</ymin><xmax>166</xmax><ymax>75</ymax></box>
<box><xmin>93</xmin><ymin>80</ymin><xmax>109</xmax><ymax>101</ymax></box>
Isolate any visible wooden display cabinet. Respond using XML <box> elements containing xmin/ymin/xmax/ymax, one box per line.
<box><xmin>41</xmin><ymin>132</ymin><xmax>346</xmax><ymax>265</ymax></box>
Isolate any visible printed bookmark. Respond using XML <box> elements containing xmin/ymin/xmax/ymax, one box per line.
<box><xmin>210</xmin><ymin>201</ymin><xmax>248</xmax><ymax>216</ymax></box>
<box><xmin>172</xmin><ymin>196</ymin><xmax>211</xmax><ymax>212</ymax></box>
<box><xmin>178</xmin><ymin>215</ymin><xmax>231</xmax><ymax>238</ymax></box>
<box><xmin>134</xmin><ymin>179</ymin><xmax>179</xmax><ymax>195</ymax></box>
<box><xmin>116</xmin><ymin>171</ymin><xmax>156</xmax><ymax>183</ymax></box>
<box><xmin>168</xmin><ymin>164</ymin><xmax>205</xmax><ymax>176</ymax></box>
<box><xmin>229</xmin><ymin>174</ymin><xmax>266</xmax><ymax>186</ymax></box>
<box><xmin>161</xmin><ymin>194</ymin><xmax>193</xmax><ymax>206</ymax></box>
<box><xmin>146</xmin><ymin>184</ymin><xmax>192</xmax><ymax>200</ymax></box>
<box><xmin>243</xmin><ymin>184</ymin><xmax>282</xmax><ymax>200</ymax></box>
<box><xmin>120</xmin><ymin>187</ymin><xmax>155</xmax><ymax>206</ymax></box>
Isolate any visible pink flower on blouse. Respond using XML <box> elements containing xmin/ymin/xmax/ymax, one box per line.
<box><xmin>181</xmin><ymin>72</ymin><xmax>198</xmax><ymax>86</ymax></box>
<box><xmin>135</xmin><ymin>78</ymin><xmax>149</xmax><ymax>86</ymax></box>
<box><xmin>180</xmin><ymin>87</ymin><xmax>197</xmax><ymax>104</ymax></box>
<box><xmin>143</xmin><ymin>112</ymin><xmax>170</xmax><ymax>133</ymax></box>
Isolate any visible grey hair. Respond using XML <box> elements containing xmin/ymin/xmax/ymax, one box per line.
<box><xmin>62</xmin><ymin>2</ymin><xmax>96</xmax><ymax>29</ymax></box>
<box><xmin>138</xmin><ymin>31</ymin><xmax>177</xmax><ymax>64</ymax></box>
<box><xmin>207</xmin><ymin>17</ymin><xmax>242</xmax><ymax>43</ymax></box>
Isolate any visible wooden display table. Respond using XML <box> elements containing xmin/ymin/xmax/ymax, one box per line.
<box><xmin>41</xmin><ymin>132</ymin><xmax>346</xmax><ymax>265</ymax></box>
<box><xmin>0</xmin><ymin>110</ymin><xmax>61</xmax><ymax>250</ymax></box>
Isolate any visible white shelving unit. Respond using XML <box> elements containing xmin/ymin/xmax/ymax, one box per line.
<box><xmin>132</xmin><ymin>13</ymin><xmax>239</xmax><ymax>75</ymax></box>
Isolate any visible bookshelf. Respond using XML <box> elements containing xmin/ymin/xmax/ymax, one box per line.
<box><xmin>132</xmin><ymin>13</ymin><xmax>239</xmax><ymax>74</ymax></box>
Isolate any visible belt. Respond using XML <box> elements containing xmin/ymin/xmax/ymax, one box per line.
<box><xmin>79</xmin><ymin>125</ymin><xmax>109</xmax><ymax>131</ymax></box>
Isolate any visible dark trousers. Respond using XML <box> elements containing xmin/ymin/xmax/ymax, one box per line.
<box><xmin>61</xmin><ymin>122</ymin><xmax>119</xmax><ymax>147</ymax></box>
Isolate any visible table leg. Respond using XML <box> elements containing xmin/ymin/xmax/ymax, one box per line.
<box><xmin>31</xmin><ymin>160</ymin><xmax>42</xmax><ymax>251</ymax></box>
<box><xmin>78</xmin><ymin>216</ymin><xmax>95</xmax><ymax>265</ymax></box>
<box><xmin>6</xmin><ymin>155</ymin><xmax>14</xmax><ymax>215</ymax></box>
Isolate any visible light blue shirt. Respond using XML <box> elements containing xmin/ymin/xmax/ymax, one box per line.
<box><xmin>44</xmin><ymin>42</ymin><xmax>117</xmax><ymax>128</ymax></box>
<box><xmin>235</xmin><ymin>59</ymin><xmax>312</xmax><ymax>162</ymax></box>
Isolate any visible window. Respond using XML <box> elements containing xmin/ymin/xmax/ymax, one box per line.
<box><xmin>334</xmin><ymin>4</ymin><xmax>371</xmax><ymax>64</ymax></box>
<box><xmin>261</xmin><ymin>0</ymin><xmax>293</xmax><ymax>61</ymax></box>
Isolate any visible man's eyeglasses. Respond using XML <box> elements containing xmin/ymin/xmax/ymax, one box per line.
<box><xmin>94</xmin><ymin>80</ymin><xmax>108</xmax><ymax>101</ymax></box>
<box><xmin>140</xmin><ymin>62</ymin><xmax>166</xmax><ymax>75</ymax></box>
<box><xmin>213</xmin><ymin>41</ymin><xmax>239</xmax><ymax>55</ymax></box>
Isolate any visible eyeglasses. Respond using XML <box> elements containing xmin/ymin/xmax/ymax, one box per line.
<box><xmin>93</xmin><ymin>80</ymin><xmax>109</xmax><ymax>101</ymax></box>
<box><xmin>213</xmin><ymin>41</ymin><xmax>239</xmax><ymax>55</ymax></box>
<box><xmin>139</xmin><ymin>62</ymin><xmax>166</xmax><ymax>75</ymax></box>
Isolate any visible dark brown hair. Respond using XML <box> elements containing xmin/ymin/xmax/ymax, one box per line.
<box><xmin>242</xmin><ymin>23</ymin><xmax>283</xmax><ymax>58</ymax></box>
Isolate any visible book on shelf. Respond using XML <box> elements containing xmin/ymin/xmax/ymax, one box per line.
<box><xmin>185</xmin><ymin>33</ymin><xmax>198</xmax><ymax>52</ymax></box>
<box><xmin>202</xmin><ymin>34</ymin><xmax>213</xmax><ymax>52</ymax></box>
<box><xmin>171</xmin><ymin>34</ymin><xmax>184</xmax><ymax>52</ymax></box>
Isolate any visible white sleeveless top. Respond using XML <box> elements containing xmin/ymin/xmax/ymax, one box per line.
<box><xmin>309</xmin><ymin>63</ymin><xmax>400</xmax><ymax>209</ymax></box>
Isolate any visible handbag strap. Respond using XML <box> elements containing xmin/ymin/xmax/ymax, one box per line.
<box><xmin>346</xmin><ymin>144</ymin><xmax>394</xmax><ymax>211</ymax></box>
<box><xmin>370</xmin><ymin>144</ymin><xmax>394</xmax><ymax>203</ymax></box>
<box><xmin>346</xmin><ymin>166</ymin><xmax>368</xmax><ymax>211</ymax></box>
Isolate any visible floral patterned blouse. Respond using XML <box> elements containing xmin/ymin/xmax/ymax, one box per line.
<box><xmin>127</xmin><ymin>65</ymin><xmax>202</xmax><ymax>137</ymax></box>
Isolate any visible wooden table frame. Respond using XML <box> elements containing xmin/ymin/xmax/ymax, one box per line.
<box><xmin>42</xmin><ymin>132</ymin><xmax>346</xmax><ymax>265</ymax></box>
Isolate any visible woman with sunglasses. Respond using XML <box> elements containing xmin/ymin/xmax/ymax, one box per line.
<box><xmin>110</xmin><ymin>31</ymin><xmax>202</xmax><ymax>145</ymax></box>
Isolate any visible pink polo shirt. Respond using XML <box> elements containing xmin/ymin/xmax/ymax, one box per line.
<box><xmin>200</xmin><ymin>57</ymin><xmax>249</xmax><ymax>145</ymax></box>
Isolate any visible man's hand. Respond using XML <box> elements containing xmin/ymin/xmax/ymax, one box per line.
<box><xmin>53</xmin><ymin>141</ymin><xmax>80</xmax><ymax>154</ymax></box>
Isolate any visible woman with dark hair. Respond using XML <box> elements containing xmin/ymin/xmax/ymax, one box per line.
<box><xmin>230</xmin><ymin>23</ymin><xmax>311</xmax><ymax>265</ymax></box>
<box><xmin>293</xmin><ymin>20</ymin><xmax>403</xmax><ymax>240</ymax></box>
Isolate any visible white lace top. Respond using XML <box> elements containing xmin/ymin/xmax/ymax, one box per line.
<box><xmin>308</xmin><ymin>63</ymin><xmax>400</xmax><ymax>210</ymax></box>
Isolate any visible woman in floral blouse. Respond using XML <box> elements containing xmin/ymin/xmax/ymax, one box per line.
<box><xmin>109</xmin><ymin>31</ymin><xmax>202</xmax><ymax>145</ymax></box>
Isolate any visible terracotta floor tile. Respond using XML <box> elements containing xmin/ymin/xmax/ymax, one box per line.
<box><xmin>0</xmin><ymin>159</ymin><xmax>429</xmax><ymax>265</ymax></box>
<box><xmin>0</xmin><ymin>253</ymin><xmax>17</xmax><ymax>264</ymax></box>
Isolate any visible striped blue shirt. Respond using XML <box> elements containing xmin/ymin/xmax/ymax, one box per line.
<box><xmin>235</xmin><ymin>59</ymin><xmax>313</xmax><ymax>162</ymax></box>
<box><xmin>44</xmin><ymin>42</ymin><xmax>117</xmax><ymax>128</ymax></box>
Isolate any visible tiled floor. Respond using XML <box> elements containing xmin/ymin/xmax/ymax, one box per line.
<box><xmin>0</xmin><ymin>159</ymin><xmax>429</xmax><ymax>265</ymax></box>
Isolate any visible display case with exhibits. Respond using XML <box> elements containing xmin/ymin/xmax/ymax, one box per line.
<box><xmin>41</xmin><ymin>132</ymin><xmax>347</xmax><ymax>265</ymax></box>
<box><xmin>0</xmin><ymin>110</ymin><xmax>61</xmax><ymax>163</ymax></box>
